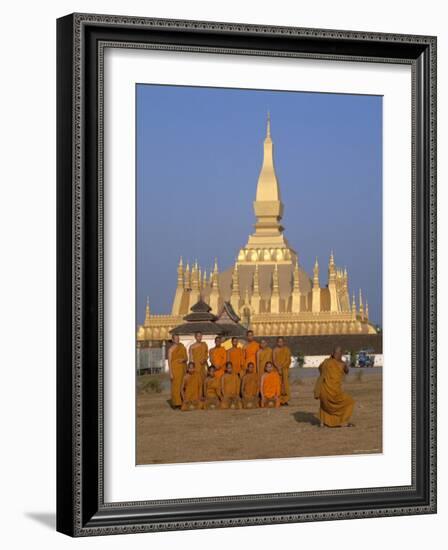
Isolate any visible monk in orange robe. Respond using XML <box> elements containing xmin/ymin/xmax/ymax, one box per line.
<box><xmin>202</xmin><ymin>366</ymin><xmax>222</xmax><ymax>410</ymax></box>
<box><xmin>241</xmin><ymin>362</ymin><xmax>259</xmax><ymax>409</ymax></box>
<box><xmin>168</xmin><ymin>334</ymin><xmax>188</xmax><ymax>408</ymax></box>
<box><xmin>314</xmin><ymin>346</ymin><xmax>355</xmax><ymax>427</ymax></box>
<box><xmin>243</xmin><ymin>330</ymin><xmax>260</xmax><ymax>376</ymax></box>
<box><xmin>227</xmin><ymin>337</ymin><xmax>244</xmax><ymax>376</ymax></box>
<box><xmin>273</xmin><ymin>337</ymin><xmax>292</xmax><ymax>406</ymax></box>
<box><xmin>220</xmin><ymin>362</ymin><xmax>242</xmax><ymax>409</ymax></box>
<box><xmin>256</xmin><ymin>339</ymin><xmax>273</xmax><ymax>384</ymax></box>
<box><xmin>181</xmin><ymin>362</ymin><xmax>203</xmax><ymax>411</ymax></box>
<box><xmin>260</xmin><ymin>362</ymin><xmax>281</xmax><ymax>408</ymax></box>
<box><xmin>209</xmin><ymin>336</ymin><xmax>227</xmax><ymax>379</ymax></box>
<box><xmin>189</xmin><ymin>331</ymin><xmax>208</xmax><ymax>380</ymax></box>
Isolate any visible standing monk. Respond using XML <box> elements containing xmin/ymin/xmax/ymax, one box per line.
<box><xmin>209</xmin><ymin>336</ymin><xmax>227</xmax><ymax>379</ymax></box>
<box><xmin>314</xmin><ymin>346</ymin><xmax>355</xmax><ymax>427</ymax></box>
<box><xmin>256</xmin><ymin>339</ymin><xmax>273</xmax><ymax>384</ymax></box>
<box><xmin>227</xmin><ymin>337</ymin><xmax>244</xmax><ymax>377</ymax></box>
<box><xmin>243</xmin><ymin>330</ymin><xmax>260</xmax><ymax>377</ymax></box>
<box><xmin>168</xmin><ymin>334</ymin><xmax>188</xmax><ymax>408</ymax></box>
<box><xmin>273</xmin><ymin>337</ymin><xmax>292</xmax><ymax>406</ymax></box>
<box><xmin>181</xmin><ymin>362</ymin><xmax>203</xmax><ymax>411</ymax></box>
<box><xmin>220</xmin><ymin>363</ymin><xmax>242</xmax><ymax>409</ymax></box>
<box><xmin>260</xmin><ymin>362</ymin><xmax>281</xmax><ymax>408</ymax></box>
<box><xmin>189</xmin><ymin>331</ymin><xmax>208</xmax><ymax>380</ymax></box>
<box><xmin>241</xmin><ymin>362</ymin><xmax>259</xmax><ymax>408</ymax></box>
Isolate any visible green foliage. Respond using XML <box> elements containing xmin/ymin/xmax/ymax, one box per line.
<box><xmin>349</xmin><ymin>350</ymin><xmax>357</xmax><ymax>367</ymax></box>
<box><xmin>294</xmin><ymin>351</ymin><xmax>305</xmax><ymax>368</ymax></box>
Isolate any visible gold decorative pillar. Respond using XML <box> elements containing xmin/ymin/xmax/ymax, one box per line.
<box><xmin>209</xmin><ymin>258</ymin><xmax>220</xmax><ymax>314</ymax></box>
<box><xmin>270</xmin><ymin>264</ymin><xmax>280</xmax><ymax>313</ymax></box>
<box><xmin>230</xmin><ymin>263</ymin><xmax>241</xmax><ymax>312</ymax></box>
<box><xmin>171</xmin><ymin>257</ymin><xmax>185</xmax><ymax>315</ymax></box>
<box><xmin>291</xmin><ymin>258</ymin><xmax>301</xmax><ymax>313</ymax></box>
<box><xmin>312</xmin><ymin>258</ymin><xmax>321</xmax><ymax>313</ymax></box>
<box><xmin>251</xmin><ymin>264</ymin><xmax>261</xmax><ymax>313</ymax></box>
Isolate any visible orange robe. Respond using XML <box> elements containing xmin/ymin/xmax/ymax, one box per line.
<box><xmin>169</xmin><ymin>343</ymin><xmax>188</xmax><ymax>407</ymax></box>
<box><xmin>227</xmin><ymin>346</ymin><xmax>244</xmax><ymax>376</ymax></box>
<box><xmin>220</xmin><ymin>372</ymin><xmax>242</xmax><ymax>409</ymax></box>
<box><xmin>241</xmin><ymin>372</ymin><xmax>259</xmax><ymax>408</ymax></box>
<box><xmin>243</xmin><ymin>340</ymin><xmax>260</xmax><ymax>375</ymax></box>
<box><xmin>274</xmin><ymin>346</ymin><xmax>292</xmax><ymax>404</ymax></box>
<box><xmin>190</xmin><ymin>342</ymin><xmax>208</xmax><ymax>380</ymax></box>
<box><xmin>203</xmin><ymin>376</ymin><xmax>222</xmax><ymax>409</ymax></box>
<box><xmin>209</xmin><ymin>346</ymin><xmax>227</xmax><ymax>379</ymax></box>
<box><xmin>261</xmin><ymin>371</ymin><xmax>281</xmax><ymax>407</ymax></box>
<box><xmin>257</xmin><ymin>347</ymin><xmax>273</xmax><ymax>383</ymax></box>
<box><xmin>181</xmin><ymin>372</ymin><xmax>203</xmax><ymax>411</ymax></box>
<box><xmin>314</xmin><ymin>357</ymin><xmax>355</xmax><ymax>427</ymax></box>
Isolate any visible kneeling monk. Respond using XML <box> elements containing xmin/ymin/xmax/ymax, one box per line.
<box><xmin>220</xmin><ymin>362</ymin><xmax>242</xmax><ymax>409</ymax></box>
<box><xmin>181</xmin><ymin>362</ymin><xmax>203</xmax><ymax>411</ymax></box>
<box><xmin>260</xmin><ymin>362</ymin><xmax>281</xmax><ymax>408</ymax></box>
<box><xmin>241</xmin><ymin>362</ymin><xmax>259</xmax><ymax>409</ymax></box>
<box><xmin>314</xmin><ymin>346</ymin><xmax>355</xmax><ymax>427</ymax></box>
<box><xmin>203</xmin><ymin>365</ymin><xmax>222</xmax><ymax>410</ymax></box>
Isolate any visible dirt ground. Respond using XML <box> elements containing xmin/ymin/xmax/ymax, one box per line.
<box><xmin>136</xmin><ymin>369</ymin><xmax>382</xmax><ymax>465</ymax></box>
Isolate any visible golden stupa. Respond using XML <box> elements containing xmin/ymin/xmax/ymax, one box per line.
<box><xmin>137</xmin><ymin>115</ymin><xmax>376</xmax><ymax>343</ymax></box>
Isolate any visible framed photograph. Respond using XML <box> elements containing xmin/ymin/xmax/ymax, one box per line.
<box><xmin>57</xmin><ymin>13</ymin><xmax>437</xmax><ymax>536</ymax></box>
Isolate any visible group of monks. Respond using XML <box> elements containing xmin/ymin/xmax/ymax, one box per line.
<box><xmin>168</xmin><ymin>331</ymin><xmax>292</xmax><ymax>411</ymax></box>
<box><xmin>168</xmin><ymin>331</ymin><xmax>355</xmax><ymax>427</ymax></box>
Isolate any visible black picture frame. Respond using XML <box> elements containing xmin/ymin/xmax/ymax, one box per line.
<box><xmin>57</xmin><ymin>13</ymin><xmax>437</xmax><ymax>536</ymax></box>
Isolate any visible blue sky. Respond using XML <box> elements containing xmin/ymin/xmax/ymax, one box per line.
<box><xmin>136</xmin><ymin>84</ymin><xmax>382</xmax><ymax>326</ymax></box>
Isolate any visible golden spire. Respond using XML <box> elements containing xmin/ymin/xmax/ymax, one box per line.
<box><xmin>203</xmin><ymin>269</ymin><xmax>207</xmax><ymax>288</ymax></box>
<box><xmin>293</xmin><ymin>258</ymin><xmax>300</xmax><ymax>291</ymax></box>
<box><xmin>191</xmin><ymin>263</ymin><xmax>200</xmax><ymax>292</ymax></box>
<box><xmin>176</xmin><ymin>257</ymin><xmax>184</xmax><ymax>288</ymax></box>
<box><xmin>352</xmin><ymin>292</ymin><xmax>357</xmax><ymax>315</ymax></box>
<box><xmin>144</xmin><ymin>296</ymin><xmax>151</xmax><ymax>326</ymax></box>
<box><xmin>231</xmin><ymin>263</ymin><xmax>240</xmax><ymax>292</ymax></box>
<box><xmin>359</xmin><ymin>289</ymin><xmax>364</xmax><ymax>318</ymax></box>
<box><xmin>328</xmin><ymin>250</ymin><xmax>336</xmax><ymax>282</ymax></box>
<box><xmin>198</xmin><ymin>267</ymin><xmax>202</xmax><ymax>289</ymax></box>
<box><xmin>184</xmin><ymin>262</ymin><xmax>191</xmax><ymax>290</ymax></box>
<box><xmin>366</xmin><ymin>301</ymin><xmax>369</xmax><ymax>320</ymax></box>
<box><xmin>267</xmin><ymin>110</ymin><xmax>271</xmax><ymax>138</ymax></box>
<box><xmin>313</xmin><ymin>257</ymin><xmax>320</xmax><ymax>288</ymax></box>
<box><xmin>211</xmin><ymin>258</ymin><xmax>219</xmax><ymax>289</ymax></box>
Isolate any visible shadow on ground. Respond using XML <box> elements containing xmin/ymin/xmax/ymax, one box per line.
<box><xmin>25</xmin><ymin>512</ymin><xmax>56</xmax><ymax>530</ymax></box>
<box><xmin>292</xmin><ymin>411</ymin><xmax>320</xmax><ymax>426</ymax></box>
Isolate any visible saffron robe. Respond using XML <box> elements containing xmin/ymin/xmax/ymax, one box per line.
<box><xmin>314</xmin><ymin>357</ymin><xmax>355</xmax><ymax>427</ymax></box>
<box><xmin>169</xmin><ymin>343</ymin><xmax>188</xmax><ymax>407</ymax></box>
<box><xmin>220</xmin><ymin>372</ymin><xmax>242</xmax><ymax>409</ymax></box>
<box><xmin>227</xmin><ymin>346</ymin><xmax>244</xmax><ymax>376</ymax></box>
<box><xmin>274</xmin><ymin>346</ymin><xmax>292</xmax><ymax>404</ymax></box>
<box><xmin>203</xmin><ymin>375</ymin><xmax>222</xmax><ymax>409</ymax></box>
<box><xmin>209</xmin><ymin>346</ymin><xmax>227</xmax><ymax>379</ymax></box>
<box><xmin>243</xmin><ymin>340</ymin><xmax>260</xmax><ymax>374</ymax></box>
<box><xmin>241</xmin><ymin>371</ymin><xmax>259</xmax><ymax>408</ymax></box>
<box><xmin>181</xmin><ymin>372</ymin><xmax>203</xmax><ymax>411</ymax></box>
<box><xmin>190</xmin><ymin>342</ymin><xmax>208</xmax><ymax>380</ymax></box>
<box><xmin>257</xmin><ymin>347</ymin><xmax>273</xmax><ymax>383</ymax></box>
<box><xmin>261</xmin><ymin>371</ymin><xmax>281</xmax><ymax>408</ymax></box>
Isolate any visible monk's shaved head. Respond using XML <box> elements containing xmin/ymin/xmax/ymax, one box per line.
<box><xmin>332</xmin><ymin>345</ymin><xmax>343</xmax><ymax>360</ymax></box>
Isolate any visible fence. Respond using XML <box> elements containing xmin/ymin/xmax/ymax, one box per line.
<box><xmin>137</xmin><ymin>346</ymin><xmax>167</xmax><ymax>375</ymax></box>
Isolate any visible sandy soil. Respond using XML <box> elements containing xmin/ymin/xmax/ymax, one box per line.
<box><xmin>136</xmin><ymin>369</ymin><xmax>382</xmax><ymax>465</ymax></box>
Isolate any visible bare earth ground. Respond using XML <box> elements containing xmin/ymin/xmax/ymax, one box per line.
<box><xmin>136</xmin><ymin>369</ymin><xmax>382</xmax><ymax>465</ymax></box>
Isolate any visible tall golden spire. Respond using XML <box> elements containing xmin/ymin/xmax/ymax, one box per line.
<box><xmin>313</xmin><ymin>258</ymin><xmax>320</xmax><ymax>288</ymax></box>
<box><xmin>238</xmin><ymin>114</ymin><xmax>296</xmax><ymax>264</ymax></box>
<box><xmin>359</xmin><ymin>288</ymin><xmax>364</xmax><ymax>319</ymax></box>
<box><xmin>230</xmin><ymin>263</ymin><xmax>240</xmax><ymax>312</ymax></box>
<box><xmin>176</xmin><ymin>257</ymin><xmax>184</xmax><ymax>288</ymax></box>
<box><xmin>184</xmin><ymin>262</ymin><xmax>191</xmax><ymax>290</ymax></box>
